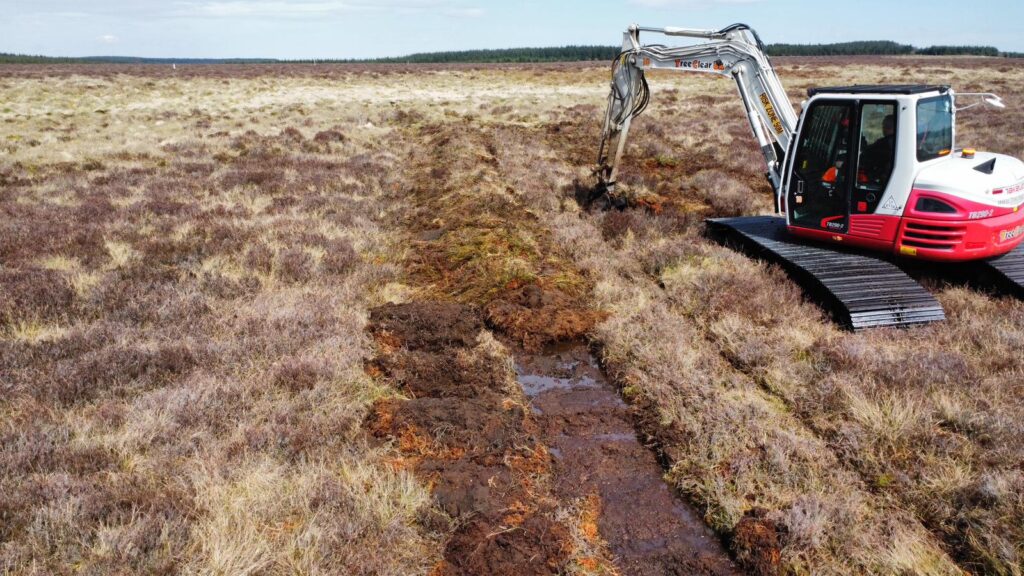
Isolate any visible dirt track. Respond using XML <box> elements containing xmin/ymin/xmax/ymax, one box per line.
<box><xmin>366</xmin><ymin>302</ymin><xmax>570</xmax><ymax>575</ymax></box>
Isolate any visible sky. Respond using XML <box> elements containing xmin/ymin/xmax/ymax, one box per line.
<box><xmin>2</xmin><ymin>0</ymin><xmax>1022</xmax><ymax>59</ymax></box>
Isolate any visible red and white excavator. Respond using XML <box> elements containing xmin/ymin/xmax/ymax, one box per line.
<box><xmin>597</xmin><ymin>24</ymin><xmax>1024</xmax><ymax>262</ymax></box>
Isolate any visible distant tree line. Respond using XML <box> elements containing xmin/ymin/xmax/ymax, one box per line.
<box><xmin>338</xmin><ymin>42</ymin><xmax>1018</xmax><ymax>62</ymax></box>
<box><xmin>1</xmin><ymin>42</ymin><xmax>1019</xmax><ymax>65</ymax></box>
<box><xmin>916</xmin><ymin>45</ymin><xmax>1001</xmax><ymax>56</ymax></box>
<box><xmin>766</xmin><ymin>40</ymin><xmax>914</xmax><ymax>56</ymax></box>
<box><xmin>0</xmin><ymin>53</ymin><xmax>83</xmax><ymax>64</ymax></box>
<box><xmin>333</xmin><ymin>45</ymin><xmax>620</xmax><ymax>64</ymax></box>
<box><xmin>0</xmin><ymin>53</ymin><xmax>279</xmax><ymax>64</ymax></box>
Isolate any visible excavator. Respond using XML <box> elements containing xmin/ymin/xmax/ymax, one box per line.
<box><xmin>595</xmin><ymin>23</ymin><xmax>1024</xmax><ymax>329</ymax></box>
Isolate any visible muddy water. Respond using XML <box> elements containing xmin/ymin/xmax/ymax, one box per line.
<box><xmin>515</xmin><ymin>344</ymin><xmax>742</xmax><ymax>576</ymax></box>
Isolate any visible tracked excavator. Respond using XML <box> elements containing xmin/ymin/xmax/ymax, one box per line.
<box><xmin>596</xmin><ymin>23</ymin><xmax>1024</xmax><ymax>329</ymax></box>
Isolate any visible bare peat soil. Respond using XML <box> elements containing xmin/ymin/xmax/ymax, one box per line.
<box><xmin>515</xmin><ymin>342</ymin><xmax>742</xmax><ymax>576</ymax></box>
<box><xmin>364</xmin><ymin>300</ymin><xmax>746</xmax><ymax>575</ymax></box>
<box><xmin>365</xmin><ymin>302</ymin><xmax>570</xmax><ymax>576</ymax></box>
<box><xmin>362</xmin><ymin>119</ymin><xmax>747</xmax><ymax>574</ymax></box>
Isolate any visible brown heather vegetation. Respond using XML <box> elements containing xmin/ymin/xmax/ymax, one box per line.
<box><xmin>1</xmin><ymin>56</ymin><xmax>1023</xmax><ymax>575</ymax></box>
<box><xmin>0</xmin><ymin>74</ymin><xmax>440</xmax><ymax>574</ymax></box>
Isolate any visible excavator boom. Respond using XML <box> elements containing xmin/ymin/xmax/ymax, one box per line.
<box><xmin>598</xmin><ymin>23</ymin><xmax>797</xmax><ymax>196</ymax></box>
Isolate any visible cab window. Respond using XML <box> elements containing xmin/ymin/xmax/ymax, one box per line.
<box><xmin>789</xmin><ymin>101</ymin><xmax>852</xmax><ymax>230</ymax></box>
<box><xmin>854</xmin><ymin>102</ymin><xmax>897</xmax><ymax>213</ymax></box>
<box><xmin>917</xmin><ymin>95</ymin><xmax>953</xmax><ymax>161</ymax></box>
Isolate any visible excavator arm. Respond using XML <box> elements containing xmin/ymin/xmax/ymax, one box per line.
<box><xmin>597</xmin><ymin>23</ymin><xmax>798</xmax><ymax>199</ymax></box>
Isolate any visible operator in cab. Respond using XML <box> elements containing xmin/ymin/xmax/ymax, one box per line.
<box><xmin>863</xmin><ymin>114</ymin><xmax>896</xmax><ymax>182</ymax></box>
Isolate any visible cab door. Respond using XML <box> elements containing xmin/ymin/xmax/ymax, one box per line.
<box><xmin>787</xmin><ymin>101</ymin><xmax>853</xmax><ymax>233</ymax></box>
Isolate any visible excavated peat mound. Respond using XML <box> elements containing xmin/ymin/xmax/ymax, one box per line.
<box><xmin>364</xmin><ymin>302</ymin><xmax>571</xmax><ymax>576</ymax></box>
<box><xmin>485</xmin><ymin>284</ymin><xmax>606</xmax><ymax>353</ymax></box>
<box><xmin>515</xmin><ymin>343</ymin><xmax>741</xmax><ymax>576</ymax></box>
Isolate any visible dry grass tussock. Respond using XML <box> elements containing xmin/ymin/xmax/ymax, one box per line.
<box><xmin>0</xmin><ymin>73</ymin><xmax>438</xmax><ymax>574</ymax></box>
<box><xmin>551</xmin><ymin>61</ymin><xmax>1023</xmax><ymax>575</ymax></box>
<box><xmin>2</xmin><ymin>57</ymin><xmax>1023</xmax><ymax>575</ymax></box>
<box><xmin>493</xmin><ymin>123</ymin><xmax>963</xmax><ymax>575</ymax></box>
<box><xmin>458</xmin><ymin>58</ymin><xmax>1024</xmax><ymax>574</ymax></box>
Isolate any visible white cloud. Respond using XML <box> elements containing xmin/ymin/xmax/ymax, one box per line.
<box><xmin>98</xmin><ymin>34</ymin><xmax>119</xmax><ymax>43</ymax></box>
<box><xmin>173</xmin><ymin>0</ymin><xmax>482</xmax><ymax>18</ymax></box>
<box><xmin>630</xmin><ymin>0</ymin><xmax>763</xmax><ymax>7</ymax></box>
<box><xmin>443</xmin><ymin>7</ymin><xmax>484</xmax><ymax>18</ymax></box>
<box><xmin>186</xmin><ymin>1</ymin><xmax>354</xmax><ymax>17</ymax></box>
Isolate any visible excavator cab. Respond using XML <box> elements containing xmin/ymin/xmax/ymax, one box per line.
<box><xmin>786</xmin><ymin>93</ymin><xmax>900</xmax><ymax>236</ymax></box>
<box><xmin>782</xmin><ymin>85</ymin><xmax>1024</xmax><ymax>260</ymax></box>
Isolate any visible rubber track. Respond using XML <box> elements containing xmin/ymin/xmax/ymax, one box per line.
<box><xmin>979</xmin><ymin>246</ymin><xmax>1024</xmax><ymax>298</ymax></box>
<box><xmin>706</xmin><ymin>216</ymin><xmax>946</xmax><ymax>330</ymax></box>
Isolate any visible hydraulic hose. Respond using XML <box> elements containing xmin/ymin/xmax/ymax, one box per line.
<box><xmin>609</xmin><ymin>50</ymin><xmax>650</xmax><ymax>126</ymax></box>
<box><xmin>598</xmin><ymin>51</ymin><xmax>649</xmax><ymax>170</ymax></box>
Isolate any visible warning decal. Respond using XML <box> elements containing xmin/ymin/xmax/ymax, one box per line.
<box><xmin>759</xmin><ymin>92</ymin><xmax>784</xmax><ymax>135</ymax></box>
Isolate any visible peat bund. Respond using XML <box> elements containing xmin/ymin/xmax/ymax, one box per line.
<box><xmin>515</xmin><ymin>343</ymin><xmax>741</xmax><ymax>576</ymax></box>
<box><xmin>365</xmin><ymin>301</ymin><xmax>740</xmax><ymax>575</ymax></box>
<box><xmin>365</xmin><ymin>302</ymin><xmax>570</xmax><ymax>576</ymax></box>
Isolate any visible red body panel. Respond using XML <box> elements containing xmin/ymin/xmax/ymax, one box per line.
<box><xmin>848</xmin><ymin>214</ymin><xmax>900</xmax><ymax>242</ymax></box>
<box><xmin>787</xmin><ymin>189</ymin><xmax>1024</xmax><ymax>262</ymax></box>
<box><xmin>789</xmin><ymin>224</ymin><xmax>895</xmax><ymax>253</ymax></box>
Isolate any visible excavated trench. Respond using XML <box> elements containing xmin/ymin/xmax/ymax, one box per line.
<box><xmin>514</xmin><ymin>342</ymin><xmax>741</xmax><ymax>576</ymax></box>
<box><xmin>365</xmin><ymin>302</ymin><xmax>571</xmax><ymax>576</ymax></box>
<box><xmin>364</xmin><ymin>300</ymin><xmax>743</xmax><ymax>575</ymax></box>
<box><xmin>364</xmin><ymin>122</ymin><xmax>745</xmax><ymax>574</ymax></box>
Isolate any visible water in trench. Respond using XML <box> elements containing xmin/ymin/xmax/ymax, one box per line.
<box><xmin>514</xmin><ymin>343</ymin><xmax>741</xmax><ymax>576</ymax></box>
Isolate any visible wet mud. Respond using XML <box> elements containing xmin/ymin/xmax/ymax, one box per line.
<box><xmin>365</xmin><ymin>302</ymin><xmax>743</xmax><ymax>574</ymax></box>
<box><xmin>364</xmin><ymin>302</ymin><xmax>570</xmax><ymax>576</ymax></box>
<box><xmin>515</xmin><ymin>343</ymin><xmax>742</xmax><ymax>576</ymax></box>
